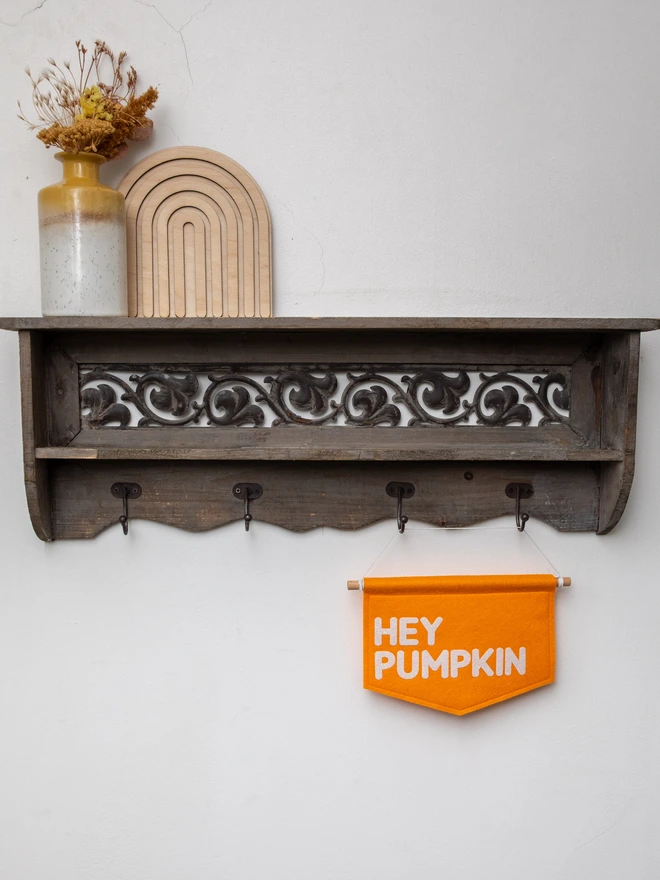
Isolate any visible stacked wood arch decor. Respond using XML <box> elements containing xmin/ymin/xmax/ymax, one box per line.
<box><xmin>118</xmin><ymin>147</ymin><xmax>273</xmax><ymax>318</ymax></box>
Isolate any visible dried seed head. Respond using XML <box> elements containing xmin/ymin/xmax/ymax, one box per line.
<box><xmin>19</xmin><ymin>39</ymin><xmax>158</xmax><ymax>157</ymax></box>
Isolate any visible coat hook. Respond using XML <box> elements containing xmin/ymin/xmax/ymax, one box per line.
<box><xmin>111</xmin><ymin>482</ymin><xmax>142</xmax><ymax>536</ymax></box>
<box><xmin>385</xmin><ymin>482</ymin><xmax>416</xmax><ymax>533</ymax></box>
<box><xmin>232</xmin><ymin>483</ymin><xmax>263</xmax><ymax>531</ymax></box>
<box><xmin>505</xmin><ymin>482</ymin><xmax>534</xmax><ymax>531</ymax></box>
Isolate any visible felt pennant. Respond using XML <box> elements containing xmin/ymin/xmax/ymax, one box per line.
<box><xmin>362</xmin><ymin>575</ymin><xmax>557</xmax><ymax>715</ymax></box>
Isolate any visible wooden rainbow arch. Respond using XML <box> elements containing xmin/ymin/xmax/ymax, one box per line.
<box><xmin>118</xmin><ymin>146</ymin><xmax>273</xmax><ymax>318</ymax></box>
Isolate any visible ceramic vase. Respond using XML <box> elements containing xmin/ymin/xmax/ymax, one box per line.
<box><xmin>38</xmin><ymin>152</ymin><xmax>127</xmax><ymax>316</ymax></box>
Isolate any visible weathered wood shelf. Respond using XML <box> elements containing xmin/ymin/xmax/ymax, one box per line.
<box><xmin>33</xmin><ymin>443</ymin><xmax>625</xmax><ymax>462</ymax></box>
<box><xmin>2</xmin><ymin>317</ymin><xmax>659</xmax><ymax>331</ymax></box>
<box><xmin>0</xmin><ymin>316</ymin><xmax>656</xmax><ymax>540</ymax></box>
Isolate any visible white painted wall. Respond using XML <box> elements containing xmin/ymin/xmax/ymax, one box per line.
<box><xmin>0</xmin><ymin>1</ymin><xmax>659</xmax><ymax>877</ymax></box>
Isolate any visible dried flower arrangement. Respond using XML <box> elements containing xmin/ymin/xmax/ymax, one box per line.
<box><xmin>18</xmin><ymin>40</ymin><xmax>158</xmax><ymax>160</ymax></box>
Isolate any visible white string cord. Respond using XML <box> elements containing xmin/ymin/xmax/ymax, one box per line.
<box><xmin>364</xmin><ymin>532</ymin><xmax>397</xmax><ymax>578</ymax></box>
<box><xmin>521</xmin><ymin>528</ymin><xmax>559</xmax><ymax>577</ymax></box>
<box><xmin>361</xmin><ymin>523</ymin><xmax>560</xmax><ymax>579</ymax></box>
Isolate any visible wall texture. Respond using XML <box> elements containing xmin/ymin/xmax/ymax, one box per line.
<box><xmin>1</xmin><ymin>2</ymin><xmax>659</xmax><ymax>878</ymax></box>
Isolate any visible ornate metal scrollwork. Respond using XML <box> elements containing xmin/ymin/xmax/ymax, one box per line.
<box><xmin>81</xmin><ymin>383</ymin><xmax>131</xmax><ymax>427</ymax></box>
<box><xmin>80</xmin><ymin>365</ymin><xmax>572</xmax><ymax>429</ymax></box>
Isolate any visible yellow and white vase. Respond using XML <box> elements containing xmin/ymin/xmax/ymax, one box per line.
<box><xmin>38</xmin><ymin>152</ymin><xmax>127</xmax><ymax>316</ymax></box>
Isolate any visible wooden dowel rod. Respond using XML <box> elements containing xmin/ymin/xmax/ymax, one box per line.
<box><xmin>347</xmin><ymin>577</ymin><xmax>571</xmax><ymax>589</ymax></box>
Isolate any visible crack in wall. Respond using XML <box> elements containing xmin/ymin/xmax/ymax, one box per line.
<box><xmin>134</xmin><ymin>0</ymin><xmax>213</xmax><ymax>84</ymax></box>
<box><xmin>1</xmin><ymin>0</ymin><xmax>49</xmax><ymax>27</ymax></box>
<box><xmin>162</xmin><ymin>123</ymin><xmax>184</xmax><ymax>145</ymax></box>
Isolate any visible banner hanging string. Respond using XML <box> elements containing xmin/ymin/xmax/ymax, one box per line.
<box><xmin>359</xmin><ymin>524</ymin><xmax>565</xmax><ymax>586</ymax></box>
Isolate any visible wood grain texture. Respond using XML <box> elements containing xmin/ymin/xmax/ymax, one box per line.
<box><xmin>48</xmin><ymin>460</ymin><xmax>600</xmax><ymax>539</ymax></box>
<box><xmin>37</xmin><ymin>426</ymin><xmax>623</xmax><ymax>462</ymax></box>
<box><xmin>1</xmin><ymin>317</ymin><xmax>659</xmax><ymax>332</ymax></box>
<box><xmin>55</xmin><ymin>329</ymin><xmax>595</xmax><ymax>367</ymax></box>
<box><xmin>45</xmin><ymin>343</ymin><xmax>80</xmax><ymax>446</ymax></box>
<box><xmin>18</xmin><ymin>331</ymin><xmax>52</xmax><ymax>541</ymax></box>
<box><xmin>117</xmin><ymin>147</ymin><xmax>272</xmax><ymax>318</ymax></box>
<box><xmin>597</xmin><ymin>332</ymin><xmax>640</xmax><ymax>534</ymax></box>
<box><xmin>36</xmin><ymin>445</ymin><xmax>624</xmax><ymax>462</ymax></box>
<box><xmin>568</xmin><ymin>341</ymin><xmax>601</xmax><ymax>450</ymax></box>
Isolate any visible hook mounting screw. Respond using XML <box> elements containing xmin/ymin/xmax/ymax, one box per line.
<box><xmin>505</xmin><ymin>482</ymin><xmax>534</xmax><ymax>532</ymax></box>
<box><xmin>111</xmin><ymin>483</ymin><xmax>142</xmax><ymax>536</ymax></box>
<box><xmin>386</xmin><ymin>482</ymin><xmax>415</xmax><ymax>533</ymax></box>
<box><xmin>232</xmin><ymin>483</ymin><xmax>263</xmax><ymax>531</ymax></box>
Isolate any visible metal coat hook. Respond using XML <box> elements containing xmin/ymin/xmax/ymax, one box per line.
<box><xmin>232</xmin><ymin>483</ymin><xmax>263</xmax><ymax>531</ymax></box>
<box><xmin>385</xmin><ymin>482</ymin><xmax>416</xmax><ymax>533</ymax></box>
<box><xmin>111</xmin><ymin>482</ymin><xmax>142</xmax><ymax>536</ymax></box>
<box><xmin>505</xmin><ymin>482</ymin><xmax>534</xmax><ymax>532</ymax></box>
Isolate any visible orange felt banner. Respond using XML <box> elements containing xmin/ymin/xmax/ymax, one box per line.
<box><xmin>363</xmin><ymin>575</ymin><xmax>557</xmax><ymax>715</ymax></box>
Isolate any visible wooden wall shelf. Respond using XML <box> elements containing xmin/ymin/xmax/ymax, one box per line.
<box><xmin>0</xmin><ymin>316</ymin><xmax>656</xmax><ymax>540</ymax></box>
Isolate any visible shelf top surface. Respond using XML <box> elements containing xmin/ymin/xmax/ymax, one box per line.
<box><xmin>0</xmin><ymin>316</ymin><xmax>659</xmax><ymax>332</ymax></box>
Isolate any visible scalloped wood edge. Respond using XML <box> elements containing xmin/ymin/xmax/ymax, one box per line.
<box><xmin>47</xmin><ymin>461</ymin><xmax>600</xmax><ymax>539</ymax></box>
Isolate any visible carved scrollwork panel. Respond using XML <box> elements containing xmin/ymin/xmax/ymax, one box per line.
<box><xmin>79</xmin><ymin>366</ymin><xmax>572</xmax><ymax>429</ymax></box>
